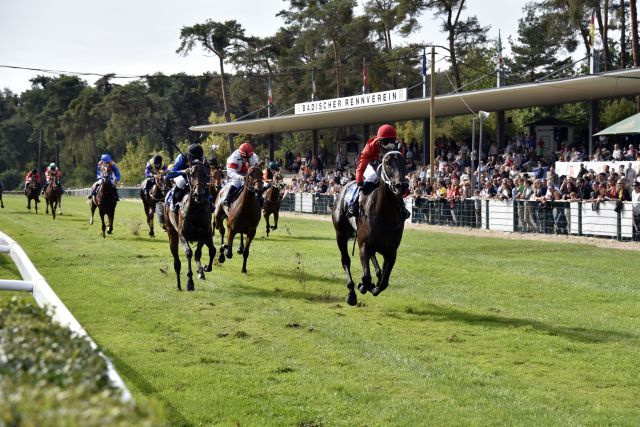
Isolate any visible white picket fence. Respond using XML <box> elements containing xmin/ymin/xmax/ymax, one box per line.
<box><xmin>0</xmin><ymin>230</ymin><xmax>132</xmax><ymax>402</ymax></box>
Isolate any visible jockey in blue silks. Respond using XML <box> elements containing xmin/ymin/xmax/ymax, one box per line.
<box><xmin>165</xmin><ymin>144</ymin><xmax>207</xmax><ymax>212</ymax></box>
<box><xmin>88</xmin><ymin>154</ymin><xmax>121</xmax><ymax>200</ymax></box>
<box><xmin>143</xmin><ymin>154</ymin><xmax>168</xmax><ymax>195</ymax></box>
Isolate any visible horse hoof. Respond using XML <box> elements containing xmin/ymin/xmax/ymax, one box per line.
<box><xmin>177</xmin><ymin>287</ymin><xmax>182</xmax><ymax>292</ymax></box>
<box><xmin>198</xmin><ymin>272</ymin><xmax>205</xmax><ymax>280</ymax></box>
<box><xmin>346</xmin><ymin>293</ymin><xmax>357</xmax><ymax>306</ymax></box>
<box><xmin>218</xmin><ymin>255</ymin><xmax>225</xmax><ymax>264</ymax></box>
<box><xmin>358</xmin><ymin>283</ymin><xmax>368</xmax><ymax>294</ymax></box>
<box><xmin>371</xmin><ymin>287</ymin><xmax>381</xmax><ymax>296</ymax></box>
<box><xmin>241</xmin><ymin>268</ymin><xmax>247</xmax><ymax>274</ymax></box>
<box><xmin>187</xmin><ymin>281</ymin><xmax>195</xmax><ymax>291</ymax></box>
<box><xmin>225</xmin><ymin>252</ymin><xmax>232</xmax><ymax>260</ymax></box>
<box><xmin>236</xmin><ymin>248</ymin><xmax>243</xmax><ymax>255</ymax></box>
<box><xmin>107</xmin><ymin>229</ymin><xmax>112</xmax><ymax>235</ymax></box>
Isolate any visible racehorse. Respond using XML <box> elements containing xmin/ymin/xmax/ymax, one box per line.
<box><xmin>164</xmin><ymin>161</ymin><xmax>215</xmax><ymax>291</ymax></box>
<box><xmin>332</xmin><ymin>151</ymin><xmax>409</xmax><ymax>306</ymax></box>
<box><xmin>208</xmin><ymin>166</ymin><xmax>224</xmax><ymax>208</ymax></box>
<box><xmin>44</xmin><ymin>178</ymin><xmax>63</xmax><ymax>219</ymax></box>
<box><xmin>263</xmin><ymin>172</ymin><xmax>284</xmax><ymax>237</ymax></box>
<box><xmin>89</xmin><ymin>165</ymin><xmax>118</xmax><ymax>238</ymax></box>
<box><xmin>140</xmin><ymin>172</ymin><xmax>168</xmax><ymax>238</ymax></box>
<box><xmin>213</xmin><ymin>166</ymin><xmax>262</xmax><ymax>274</ymax></box>
<box><xmin>25</xmin><ymin>176</ymin><xmax>40</xmax><ymax>214</ymax></box>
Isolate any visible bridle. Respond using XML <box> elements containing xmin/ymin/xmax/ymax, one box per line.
<box><xmin>245</xmin><ymin>166</ymin><xmax>263</xmax><ymax>194</ymax></box>
<box><xmin>188</xmin><ymin>163</ymin><xmax>208</xmax><ymax>204</ymax></box>
<box><xmin>379</xmin><ymin>151</ymin><xmax>405</xmax><ymax>196</ymax></box>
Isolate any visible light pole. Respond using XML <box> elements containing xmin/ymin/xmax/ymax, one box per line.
<box><xmin>477</xmin><ymin>111</ymin><xmax>490</xmax><ymax>190</ymax></box>
<box><xmin>471</xmin><ymin>117</ymin><xmax>477</xmax><ymax>189</ymax></box>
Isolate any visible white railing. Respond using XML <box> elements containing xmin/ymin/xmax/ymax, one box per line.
<box><xmin>0</xmin><ymin>230</ymin><xmax>132</xmax><ymax>402</ymax></box>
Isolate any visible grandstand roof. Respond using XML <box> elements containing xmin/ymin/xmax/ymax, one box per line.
<box><xmin>191</xmin><ymin>68</ymin><xmax>640</xmax><ymax>135</ymax></box>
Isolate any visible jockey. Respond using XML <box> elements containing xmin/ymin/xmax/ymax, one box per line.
<box><xmin>165</xmin><ymin>143</ymin><xmax>207</xmax><ymax>212</ymax></box>
<box><xmin>347</xmin><ymin>124</ymin><xmax>411</xmax><ymax>220</ymax></box>
<box><xmin>222</xmin><ymin>142</ymin><xmax>260</xmax><ymax>207</ymax></box>
<box><xmin>41</xmin><ymin>162</ymin><xmax>62</xmax><ymax>194</ymax></box>
<box><xmin>88</xmin><ymin>154</ymin><xmax>121</xmax><ymax>200</ymax></box>
<box><xmin>262</xmin><ymin>160</ymin><xmax>280</xmax><ymax>190</ymax></box>
<box><xmin>24</xmin><ymin>168</ymin><xmax>42</xmax><ymax>192</ymax></box>
<box><xmin>143</xmin><ymin>154</ymin><xmax>168</xmax><ymax>195</ymax></box>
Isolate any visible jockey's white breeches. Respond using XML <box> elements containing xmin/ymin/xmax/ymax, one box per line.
<box><xmin>364</xmin><ymin>164</ymin><xmax>378</xmax><ymax>183</ymax></box>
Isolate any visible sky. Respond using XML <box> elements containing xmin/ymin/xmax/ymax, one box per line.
<box><xmin>0</xmin><ymin>0</ymin><xmax>528</xmax><ymax>95</ymax></box>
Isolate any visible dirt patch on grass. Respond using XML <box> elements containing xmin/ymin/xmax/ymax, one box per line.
<box><xmin>280</xmin><ymin>211</ymin><xmax>640</xmax><ymax>252</ymax></box>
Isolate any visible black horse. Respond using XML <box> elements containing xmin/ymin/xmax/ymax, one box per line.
<box><xmin>332</xmin><ymin>151</ymin><xmax>409</xmax><ymax>306</ymax></box>
<box><xmin>89</xmin><ymin>166</ymin><xmax>118</xmax><ymax>238</ymax></box>
<box><xmin>164</xmin><ymin>161</ymin><xmax>215</xmax><ymax>291</ymax></box>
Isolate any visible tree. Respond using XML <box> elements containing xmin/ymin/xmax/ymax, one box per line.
<box><xmin>177</xmin><ymin>20</ymin><xmax>247</xmax><ymax>152</ymax></box>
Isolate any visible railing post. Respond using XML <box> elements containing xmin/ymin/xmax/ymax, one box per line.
<box><xmin>485</xmin><ymin>199</ymin><xmax>490</xmax><ymax>230</ymax></box>
<box><xmin>577</xmin><ymin>201</ymin><xmax>583</xmax><ymax>236</ymax></box>
<box><xmin>513</xmin><ymin>200</ymin><xmax>518</xmax><ymax>232</ymax></box>
<box><xmin>617</xmin><ymin>204</ymin><xmax>622</xmax><ymax>241</ymax></box>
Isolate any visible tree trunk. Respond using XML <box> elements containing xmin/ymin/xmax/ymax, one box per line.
<box><xmin>218</xmin><ymin>56</ymin><xmax>234</xmax><ymax>152</ymax></box>
<box><xmin>622</xmin><ymin>0</ymin><xmax>628</xmax><ymax>68</ymax></box>
<box><xmin>596</xmin><ymin>3</ymin><xmax>612</xmax><ymax>71</ymax></box>
<box><xmin>631</xmin><ymin>0</ymin><xmax>639</xmax><ymax>66</ymax></box>
<box><xmin>331</xmin><ymin>33</ymin><xmax>341</xmax><ymax>98</ymax></box>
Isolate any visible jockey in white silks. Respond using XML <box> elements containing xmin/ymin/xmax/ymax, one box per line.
<box><xmin>222</xmin><ymin>142</ymin><xmax>260</xmax><ymax>206</ymax></box>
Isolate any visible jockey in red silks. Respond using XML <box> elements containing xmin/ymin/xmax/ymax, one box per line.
<box><xmin>222</xmin><ymin>142</ymin><xmax>260</xmax><ymax>206</ymax></box>
<box><xmin>24</xmin><ymin>168</ymin><xmax>42</xmax><ymax>192</ymax></box>
<box><xmin>347</xmin><ymin>124</ymin><xmax>411</xmax><ymax>219</ymax></box>
<box><xmin>42</xmin><ymin>162</ymin><xmax>62</xmax><ymax>194</ymax></box>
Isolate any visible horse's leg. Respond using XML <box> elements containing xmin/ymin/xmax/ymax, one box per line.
<box><xmin>273</xmin><ymin>210</ymin><xmax>279</xmax><ymax>231</ymax></box>
<box><xmin>194</xmin><ymin>241</ymin><xmax>205</xmax><ymax>280</ymax></box>
<box><xmin>264</xmin><ymin>211</ymin><xmax>270</xmax><ymax>236</ymax></box>
<box><xmin>236</xmin><ymin>233</ymin><xmax>244</xmax><ymax>255</ymax></box>
<box><xmin>57</xmin><ymin>194</ymin><xmax>62</xmax><ymax>214</ymax></box>
<box><xmin>34</xmin><ymin>197</ymin><xmax>38</xmax><ymax>214</ymax></box>
<box><xmin>167</xmin><ymin>229</ymin><xmax>182</xmax><ymax>291</ymax></box>
<box><xmin>371</xmin><ymin>255</ymin><xmax>382</xmax><ymax>283</ymax></box>
<box><xmin>46</xmin><ymin>196</ymin><xmax>49</xmax><ymax>215</ymax></box>
<box><xmin>336</xmin><ymin>231</ymin><xmax>357</xmax><ymax>306</ymax></box>
<box><xmin>107</xmin><ymin>208</ymin><xmax>114</xmax><ymax>234</ymax></box>
<box><xmin>241</xmin><ymin>231</ymin><xmax>255</xmax><ymax>274</ymax></box>
<box><xmin>225</xmin><ymin>228</ymin><xmax>235</xmax><ymax>260</ymax></box>
<box><xmin>203</xmin><ymin>233</ymin><xmax>215</xmax><ymax>272</ymax></box>
<box><xmin>372</xmin><ymin>251</ymin><xmax>396</xmax><ymax>296</ymax></box>
<box><xmin>357</xmin><ymin>243</ymin><xmax>374</xmax><ymax>295</ymax></box>
<box><xmin>89</xmin><ymin>201</ymin><xmax>96</xmax><ymax>225</ymax></box>
<box><xmin>100</xmin><ymin>210</ymin><xmax>106</xmax><ymax>238</ymax></box>
<box><xmin>51</xmin><ymin>199</ymin><xmax>56</xmax><ymax>220</ymax></box>
<box><xmin>177</xmin><ymin>230</ymin><xmax>194</xmax><ymax>291</ymax></box>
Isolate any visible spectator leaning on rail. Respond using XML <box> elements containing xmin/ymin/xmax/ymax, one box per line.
<box><xmin>165</xmin><ymin>144</ymin><xmax>207</xmax><ymax>213</ymax></box>
<box><xmin>346</xmin><ymin>124</ymin><xmax>411</xmax><ymax>220</ymax></box>
<box><xmin>88</xmin><ymin>154</ymin><xmax>120</xmax><ymax>200</ymax></box>
<box><xmin>41</xmin><ymin>162</ymin><xmax>62</xmax><ymax>195</ymax></box>
<box><xmin>143</xmin><ymin>155</ymin><xmax>168</xmax><ymax>196</ymax></box>
<box><xmin>222</xmin><ymin>142</ymin><xmax>260</xmax><ymax>207</ymax></box>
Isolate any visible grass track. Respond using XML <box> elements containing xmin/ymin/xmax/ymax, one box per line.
<box><xmin>0</xmin><ymin>194</ymin><xmax>639</xmax><ymax>426</ymax></box>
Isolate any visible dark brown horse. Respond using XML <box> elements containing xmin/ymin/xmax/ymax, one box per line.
<box><xmin>44</xmin><ymin>178</ymin><xmax>62</xmax><ymax>219</ymax></box>
<box><xmin>263</xmin><ymin>172</ymin><xmax>284</xmax><ymax>237</ymax></box>
<box><xmin>89</xmin><ymin>166</ymin><xmax>118</xmax><ymax>238</ymax></box>
<box><xmin>24</xmin><ymin>176</ymin><xmax>40</xmax><ymax>214</ymax></box>
<box><xmin>164</xmin><ymin>161</ymin><xmax>215</xmax><ymax>291</ymax></box>
<box><xmin>213</xmin><ymin>166</ymin><xmax>262</xmax><ymax>273</ymax></box>
<box><xmin>140</xmin><ymin>172</ymin><xmax>168</xmax><ymax>238</ymax></box>
<box><xmin>332</xmin><ymin>151</ymin><xmax>408</xmax><ymax>306</ymax></box>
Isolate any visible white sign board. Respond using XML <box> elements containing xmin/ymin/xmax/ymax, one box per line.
<box><xmin>294</xmin><ymin>88</ymin><xmax>408</xmax><ymax>115</ymax></box>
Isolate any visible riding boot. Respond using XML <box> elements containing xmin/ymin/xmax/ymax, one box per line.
<box><xmin>41</xmin><ymin>183</ymin><xmax>47</xmax><ymax>195</ymax></box>
<box><xmin>172</xmin><ymin>188</ymin><xmax>183</xmax><ymax>213</ymax></box>
<box><xmin>115</xmin><ymin>189</ymin><xmax>120</xmax><ymax>201</ymax></box>
<box><xmin>222</xmin><ymin>186</ymin><xmax>239</xmax><ymax>207</ymax></box>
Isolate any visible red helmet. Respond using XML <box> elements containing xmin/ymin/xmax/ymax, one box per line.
<box><xmin>376</xmin><ymin>124</ymin><xmax>397</xmax><ymax>140</ymax></box>
<box><xmin>239</xmin><ymin>143</ymin><xmax>254</xmax><ymax>157</ymax></box>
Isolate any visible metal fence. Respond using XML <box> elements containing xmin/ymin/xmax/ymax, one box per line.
<box><xmin>280</xmin><ymin>193</ymin><xmax>639</xmax><ymax>241</ymax></box>
<box><xmin>65</xmin><ymin>187</ymin><xmax>140</xmax><ymax>199</ymax></box>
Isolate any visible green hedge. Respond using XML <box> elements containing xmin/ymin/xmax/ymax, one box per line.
<box><xmin>0</xmin><ymin>297</ymin><xmax>166</xmax><ymax>426</ymax></box>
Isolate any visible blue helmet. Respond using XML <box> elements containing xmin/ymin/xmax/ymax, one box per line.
<box><xmin>101</xmin><ymin>154</ymin><xmax>112</xmax><ymax>163</ymax></box>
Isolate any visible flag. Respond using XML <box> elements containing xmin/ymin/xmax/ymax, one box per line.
<box><xmin>421</xmin><ymin>47</ymin><xmax>427</xmax><ymax>76</ymax></box>
<box><xmin>362</xmin><ymin>58</ymin><xmax>368</xmax><ymax>94</ymax></box>
<box><xmin>311</xmin><ymin>67</ymin><xmax>317</xmax><ymax>100</ymax></box>
<box><xmin>497</xmin><ymin>30</ymin><xmax>503</xmax><ymax>67</ymax></box>
<box><xmin>268</xmin><ymin>77</ymin><xmax>273</xmax><ymax>105</ymax></box>
<box><xmin>589</xmin><ymin>11</ymin><xmax>595</xmax><ymax>48</ymax></box>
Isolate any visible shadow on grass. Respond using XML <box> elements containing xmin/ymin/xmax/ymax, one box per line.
<box><xmin>398</xmin><ymin>303</ymin><xmax>638</xmax><ymax>344</ymax></box>
<box><xmin>233</xmin><ymin>282</ymin><xmax>343</xmax><ymax>304</ymax></box>
<box><xmin>109</xmin><ymin>352</ymin><xmax>192</xmax><ymax>427</ymax></box>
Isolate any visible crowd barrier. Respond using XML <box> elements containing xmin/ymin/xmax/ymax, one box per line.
<box><xmin>280</xmin><ymin>193</ymin><xmax>638</xmax><ymax>241</ymax></box>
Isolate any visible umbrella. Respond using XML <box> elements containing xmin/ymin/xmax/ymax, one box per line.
<box><xmin>594</xmin><ymin>112</ymin><xmax>640</xmax><ymax>135</ymax></box>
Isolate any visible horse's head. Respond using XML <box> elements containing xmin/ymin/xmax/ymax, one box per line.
<box><xmin>245</xmin><ymin>166</ymin><xmax>263</xmax><ymax>193</ymax></box>
<box><xmin>380</xmin><ymin>151</ymin><xmax>408</xmax><ymax>196</ymax></box>
<box><xmin>273</xmin><ymin>172</ymin><xmax>283</xmax><ymax>189</ymax></box>
<box><xmin>100</xmin><ymin>164</ymin><xmax>113</xmax><ymax>182</ymax></box>
<box><xmin>151</xmin><ymin>171</ymin><xmax>168</xmax><ymax>197</ymax></box>
<box><xmin>210</xmin><ymin>168</ymin><xmax>223</xmax><ymax>184</ymax></box>
<box><xmin>187</xmin><ymin>161</ymin><xmax>209</xmax><ymax>204</ymax></box>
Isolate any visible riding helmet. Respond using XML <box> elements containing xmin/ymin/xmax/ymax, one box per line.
<box><xmin>49</xmin><ymin>163</ymin><xmax>56</xmax><ymax>170</ymax></box>
<box><xmin>101</xmin><ymin>154</ymin><xmax>112</xmax><ymax>163</ymax></box>
<box><xmin>268</xmin><ymin>161</ymin><xmax>279</xmax><ymax>171</ymax></box>
<box><xmin>31</xmin><ymin>168</ymin><xmax>37</xmax><ymax>174</ymax></box>
<box><xmin>153</xmin><ymin>155</ymin><xmax>162</xmax><ymax>165</ymax></box>
<box><xmin>187</xmin><ymin>144</ymin><xmax>204</xmax><ymax>160</ymax></box>
<box><xmin>239</xmin><ymin>143</ymin><xmax>254</xmax><ymax>158</ymax></box>
<box><xmin>376</xmin><ymin>124</ymin><xmax>397</xmax><ymax>140</ymax></box>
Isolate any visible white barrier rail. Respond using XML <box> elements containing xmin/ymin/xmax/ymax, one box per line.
<box><xmin>0</xmin><ymin>230</ymin><xmax>132</xmax><ymax>402</ymax></box>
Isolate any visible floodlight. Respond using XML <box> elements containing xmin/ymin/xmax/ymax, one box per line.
<box><xmin>479</xmin><ymin>110</ymin><xmax>490</xmax><ymax>119</ymax></box>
